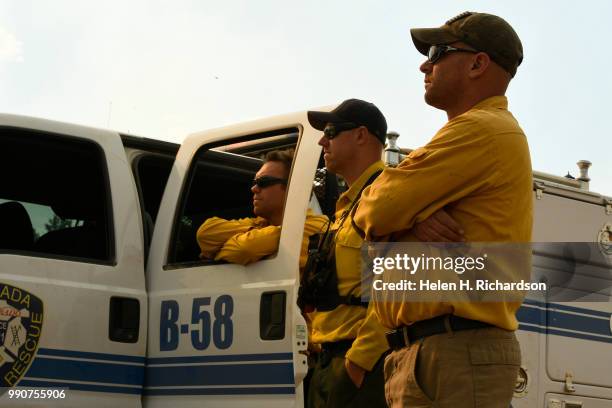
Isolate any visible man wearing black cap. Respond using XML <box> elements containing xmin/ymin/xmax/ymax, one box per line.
<box><xmin>302</xmin><ymin>98</ymin><xmax>390</xmax><ymax>407</ymax></box>
<box><xmin>354</xmin><ymin>12</ymin><xmax>532</xmax><ymax>407</ymax></box>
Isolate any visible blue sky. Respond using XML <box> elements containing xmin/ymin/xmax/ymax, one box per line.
<box><xmin>1</xmin><ymin>0</ymin><xmax>611</xmax><ymax>195</ymax></box>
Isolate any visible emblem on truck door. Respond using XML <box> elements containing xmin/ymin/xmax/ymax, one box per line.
<box><xmin>0</xmin><ymin>283</ymin><xmax>44</xmax><ymax>389</ymax></box>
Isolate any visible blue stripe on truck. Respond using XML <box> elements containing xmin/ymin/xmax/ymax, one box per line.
<box><xmin>19</xmin><ymin>379</ymin><xmax>142</xmax><ymax>395</ymax></box>
<box><xmin>145</xmin><ymin>362</ymin><xmax>294</xmax><ymax>387</ymax></box>
<box><xmin>548</xmin><ymin>310</ymin><xmax>611</xmax><ymax>336</ymax></box>
<box><xmin>523</xmin><ymin>299</ymin><xmax>612</xmax><ymax>318</ymax></box>
<box><xmin>144</xmin><ymin>386</ymin><xmax>295</xmax><ymax>396</ymax></box>
<box><xmin>518</xmin><ymin>300</ymin><xmax>612</xmax><ymax>344</ymax></box>
<box><xmin>27</xmin><ymin>357</ymin><xmax>144</xmax><ymax>385</ymax></box>
<box><xmin>146</xmin><ymin>352</ymin><xmax>293</xmax><ymax>365</ymax></box>
<box><xmin>37</xmin><ymin>348</ymin><xmax>146</xmax><ymax>364</ymax></box>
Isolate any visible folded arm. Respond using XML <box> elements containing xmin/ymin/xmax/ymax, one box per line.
<box><xmin>215</xmin><ymin>225</ymin><xmax>281</xmax><ymax>265</ymax></box>
<box><xmin>354</xmin><ymin>120</ymin><xmax>494</xmax><ymax>240</ymax></box>
<box><xmin>196</xmin><ymin>217</ymin><xmax>260</xmax><ymax>259</ymax></box>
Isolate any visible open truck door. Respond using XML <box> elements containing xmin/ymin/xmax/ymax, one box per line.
<box><xmin>146</xmin><ymin>111</ymin><xmax>324</xmax><ymax>407</ymax></box>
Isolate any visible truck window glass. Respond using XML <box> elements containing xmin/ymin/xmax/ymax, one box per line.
<box><xmin>0</xmin><ymin>128</ymin><xmax>113</xmax><ymax>262</ymax></box>
<box><xmin>167</xmin><ymin>128</ymin><xmax>299</xmax><ymax>267</ymax></box>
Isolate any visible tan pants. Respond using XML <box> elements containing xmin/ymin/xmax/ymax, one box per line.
<box><xmin>384</xmin><ymin>327</ymin><xmax>520</xmax><ymax>408</ymax></box>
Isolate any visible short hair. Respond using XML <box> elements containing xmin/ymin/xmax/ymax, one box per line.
<box><xmin>263</xmin><ymin>148</ymin><xmax>294</xmax><ymax>177</ymax></box>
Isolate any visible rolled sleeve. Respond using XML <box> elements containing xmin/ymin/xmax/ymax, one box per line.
<box><xmin>197</xmin><ymin>217</ymin><xmax>259</xmax><ymax>259</ymax></box>
<box><xmin>215</xmin><ymin>225</ymin><xmax>281</xmax><ymax>265</ymax></box>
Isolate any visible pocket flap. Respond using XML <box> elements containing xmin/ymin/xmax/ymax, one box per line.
<box><xmin>335</xmin><ymin>227</ymin><xmax>364</xmax><ymax>249</ymax></box>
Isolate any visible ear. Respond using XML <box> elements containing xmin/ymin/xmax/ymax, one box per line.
<box><xmin>355</xmin><ymin>126</ymin><xmax>370</xmax><ymax>145</ymax></box>
<box><xmin>468</xmin><ymin>52</ymin><xmax>490</xmax><ymax>79</ymax></box>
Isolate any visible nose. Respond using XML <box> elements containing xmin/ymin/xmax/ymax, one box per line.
<box><xmin>318</xmin><ymin>135</ymin><xmax>328</xmax><ymax>147</ymax></box>
<box><xmin>251</xmin><ymin>184</ymin><xmax>260</xmax><ymax>194</ymax></box>
<box><xmin>420</xmin><ymin>59</ymin><xmax>432</xmax><ymax>74</ymax></box>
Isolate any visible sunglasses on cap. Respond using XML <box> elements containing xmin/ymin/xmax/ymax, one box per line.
<box><xmin>323</xmin><ymin>122</ymin><xmax>360</xmax><ymax>140</ymax></box>
<box><xmin>252</xmin><ymin>175</ymin><xmax>288</xmax><ymax>189</ymax></box>
<box><xmin>427</xmin><ymin>44</ymin><xmax>479</xmax><ymax>64</ymax></box>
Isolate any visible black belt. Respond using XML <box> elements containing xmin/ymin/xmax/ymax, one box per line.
<box><xmin>385</xmin><ymin>315</ymin><xmax>492</xmax><ymax>351</ymax></box>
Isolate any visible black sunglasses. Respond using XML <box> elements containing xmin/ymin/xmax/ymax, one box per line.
<box><xmin>427</xmin><ymin>44</ymin><xmax>479</xmax><ymax>64</ymax></box>
<box><xmin>253</xmin><ymin>175</ymin><xmax>288</xmax><ymax>189</ymax></box>
<box><xmin>323</xmin><ymin>122</ymin><xmax>360</xmax><ymax>140</ymax></box>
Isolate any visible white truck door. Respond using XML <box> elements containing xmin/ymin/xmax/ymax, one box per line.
<box><xmin>146</xmin><ymin>112</ymin><xmax>322</xmax><ymax>407</ymax></box>
<box><xmin>0</xmin><ymin>115</ymin><xmax>147</xmax><ymax>407</ymax></box>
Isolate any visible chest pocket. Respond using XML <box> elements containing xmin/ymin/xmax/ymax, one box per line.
<box><xmin>335</xmin><ymin>224</ymin><xmax>363</xmax><ymax>250</ymax></box>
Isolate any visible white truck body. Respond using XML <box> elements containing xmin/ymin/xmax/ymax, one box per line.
<box><xmin>0</xmin><ymin>112</ymin><xmax>610</xmax><ymax>407</ymax></box>
<box><xmin>514</xmin><ymin>175</ymin><xmax>612</xmax><ymax>408</ymax></box>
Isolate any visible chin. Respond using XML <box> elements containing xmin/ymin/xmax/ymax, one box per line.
<box><xmin>424</xmin><ymin>91</ymin><xmax>434</xmax><ymax>105</ymax></box>
<box><xmin>424</xmin><ymin>93</ymin><xmax>442</xmax><ymax>110</ymax></box>
<box><xmin>324</xmin><ymin>162</ymin><xmax>337</xmax><ymax>173</ymax></box>
<box><xmin>254</xmin><ymin>208</ymin><xmax>268</xmax><ymax>218</ymax></box>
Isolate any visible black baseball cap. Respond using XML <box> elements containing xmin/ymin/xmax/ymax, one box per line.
<box><xmin>411</xmin><ymin>11</ymin><xmax>523</xmax><ymax>77</ymax></box>
<box><xmin>307</xmin><ymin>99</ymin><xmax>387</xmax><ymax>144</ymax></box>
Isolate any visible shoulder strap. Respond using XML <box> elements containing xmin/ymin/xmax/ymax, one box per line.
<box><xmin>336</xmin><ymin>169</ymin><xmax>382</xmax><ymax>229</ymax></box>
<box><xmin>316</xmin><ymin>169</ymin><xmax>382</xmax><ymax>253</ymax></box>
<box><xmin>349</xmin><ymin>170</ymin><xmax>383</xmax><ymax>240</ymax></box>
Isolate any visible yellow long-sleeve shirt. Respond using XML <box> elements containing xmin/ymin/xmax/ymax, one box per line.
<box><xmin>354</xmin><ymin>96</ymin><xmax>533</xmax><ymax>331</ymax></box>
<box><xmin>308</xmin><ymin>161</ymin><xmax>390</xmax><ymax>371</ymax></box>
<box><xmin>197</xmin><ymin>209</ymin><xmax>328</xmax><ymax>267</ymax></box>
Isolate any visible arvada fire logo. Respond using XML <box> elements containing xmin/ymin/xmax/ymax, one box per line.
<box><xmin>0</xmin><ymin>283</ymin><xmax>44</xmax><ymax>388</ymax></box>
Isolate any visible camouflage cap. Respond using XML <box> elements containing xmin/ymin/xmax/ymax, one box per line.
<box><xmin>410</xmin><ymin>12</ymin><xmax>523</xmax><ymax>77</ymax></box>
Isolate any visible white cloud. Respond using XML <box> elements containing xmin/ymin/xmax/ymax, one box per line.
<box><xmin>0</xmin><ymin>25</ymin><xmax>23</xmax><ymax>63</ymax></box>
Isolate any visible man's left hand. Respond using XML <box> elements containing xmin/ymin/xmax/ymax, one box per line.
<box><xmin>345</xmin><ymin>359</ymin><xmax>366</xmax><ymax>388</ymax></box>
<box><xmin>413</xmin><ymin>208</ymin><xmax>464</xmax><ymax>242</ymax></box>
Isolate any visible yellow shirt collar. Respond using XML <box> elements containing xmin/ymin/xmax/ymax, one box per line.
<box><xmin>337</xmin><ymin>160</ymin><xmax>385</xmax><ymax>210</ymax></box>
<box><xmin>470</xmin><ymin>95</ymin><xmax>508</xmax><ymax>111</ymax></box>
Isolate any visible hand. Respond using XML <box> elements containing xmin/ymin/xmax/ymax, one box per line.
<box><xmin>413</xmin><ymin>208</ymin><xmax>465</xmax><ymax>242</ymax></box>
<box><xmin>345</xmin><ymin>359</ymin><xmax>366</xmax><ymax>388</ymax></box>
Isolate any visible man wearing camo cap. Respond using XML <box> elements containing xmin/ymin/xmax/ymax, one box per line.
<box><xmin>354</xmin><ymin>12</ymin><xmax>532</xmax><ymax>407</ymax></box>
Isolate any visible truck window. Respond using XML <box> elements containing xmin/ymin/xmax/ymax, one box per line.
<box><xmin>166</xmin><ymin>128</ymin><xmax>298</xmax><ymax>267</ymax></box>
<box><xmin>0</xmin><ymin>128</ymin><xmax>113</xmax><ymax>262</ymax></box>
